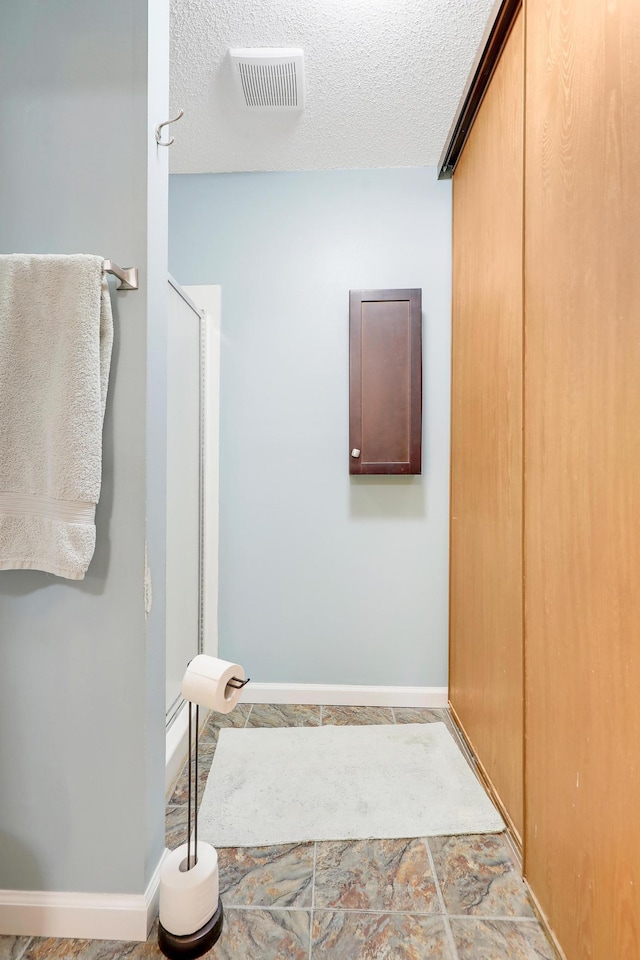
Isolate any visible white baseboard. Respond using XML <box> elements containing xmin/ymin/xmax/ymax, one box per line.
<box><xmin>0</xmin><ymin>850</ymin><xmax>167</xmax><ymax>942</ymax></box>
<box><xmin>239</xmin><ymin>683</ymin><xmax>449</xmax><ymax>708</ymax></box>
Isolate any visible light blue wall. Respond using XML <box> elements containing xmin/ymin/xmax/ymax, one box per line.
<box><xmin>170</xmin><ymin>168</ymin><xmax>451</xmax><ymax>687</ymax></box>
<box><xmin>0</xmin><ymin>1</ymin><xmax>167</xmax><ymax>895</ymax></box>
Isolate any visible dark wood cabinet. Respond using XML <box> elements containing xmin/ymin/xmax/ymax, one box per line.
<box><xmin>349</xmin><ymin>289</ymin><xmax>422</xmax><ymax>475</ymax></box>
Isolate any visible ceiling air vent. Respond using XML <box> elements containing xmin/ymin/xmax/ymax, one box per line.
<box><xmin>229</xmin><ymin>48</ymin><xmax>305</xmax><ymax>112</ymax></box>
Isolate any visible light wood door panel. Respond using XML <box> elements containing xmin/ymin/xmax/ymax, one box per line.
<box><xmin>450</xmin><ymin>11</ymin><xmax>524</xmax><ymax>840</ymax></box>
<box><xmin>524</xmin><ymin>0</ymin><xmax>640</xmax><ymax>956</ymax></box>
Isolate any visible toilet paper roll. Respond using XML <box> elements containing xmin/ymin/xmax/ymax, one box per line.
<box><xmin>159</xmin><ymin>841</ymin><xmax>219</xmax><ymax>937</ymax></box>
<box><xmin>181</xmin><ymin>655</ymin><xmax>245</xmax><ymax>714</ymax></box>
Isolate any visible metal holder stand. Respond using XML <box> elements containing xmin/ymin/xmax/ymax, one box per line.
<box><xmin>158</xmin><ymin>702</ymin><xmax>224</xmax><ymax>960</ymax></box>
<box><xmin>157</xmin><ymin>676</ymin><xmax>249</xmax><ymax>959</ymax></box>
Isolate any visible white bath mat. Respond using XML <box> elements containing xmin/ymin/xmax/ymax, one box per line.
<box><xmin>197</xmin><ymin>722</ymin><xmax>504</xmax><ymax>847</ymax></box>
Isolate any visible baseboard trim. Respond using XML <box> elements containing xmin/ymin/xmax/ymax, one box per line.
<box><xmin>239</xmin><ymin>683</ymin><xmax>448</xmax><ymax>708</ymax></box>
<box><xmin>447</xmin><ymin>705</ymin><xmax>566</xmax><ymax>960</ymax></box>
<box><xmin>448</xmin><ymin>702</ymin><xmax>523</xmax><ymax>857</ymax></box>
<box><xmin>0</xmin><ymin>851</ymin><xmax>167</xmax><ymax>942</ymax></box>
<box><xmin>524</xmin><ymin>878</ymin><xmax>568</xmax><ymax>960</ymax></box>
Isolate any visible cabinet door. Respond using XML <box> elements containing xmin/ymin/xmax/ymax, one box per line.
<box><xmin>450</xmin><ymin>10</ymin><xmax>524</xmax><ymax>841</ymax></box>
<box><xmin>349</xmin><ymin>289</ymin><xmax>422</xmax><ymax>475</ymax></box>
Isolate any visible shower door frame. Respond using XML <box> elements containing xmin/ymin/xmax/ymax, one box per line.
<box><xmin>166</xmin><ymin>275</ymin><xmax>207</xmax><ymax>728</ymax></box>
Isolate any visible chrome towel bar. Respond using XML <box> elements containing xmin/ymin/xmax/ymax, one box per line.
<box><xmin>103</xmin><ymin>259</ymin><xmax>138</xmax><ymax>291</ymax></box>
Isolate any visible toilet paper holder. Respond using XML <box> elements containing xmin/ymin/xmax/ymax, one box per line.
<box><xmin>158</xmin><ymin>661</ymin><xmax>250</xmax><ymax>959</ymax></box>
<box><xmin>182</xmin><ymin>675</ymin><xmax>249</xmax><ymax>869</ymax></box>
<box><xmin>182</xmin><ymin>675</ymin><xmax>248</xmax><ymax>869</ymax></box>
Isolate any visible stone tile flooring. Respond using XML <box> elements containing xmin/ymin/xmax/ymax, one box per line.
<box><xmin>1</xmin><ymin>705</ymin><xmax>556</xmax><ymax>960</ymax></box>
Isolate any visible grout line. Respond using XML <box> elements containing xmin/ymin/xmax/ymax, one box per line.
<box><xmin>308</xmin><ymin>842</ymin><xmax>318</xmax><ymax>960</ymax></box>
<box><xmin>311</xmin><ymin>842</ymin><xmax>318</xmax><ymax>911</ymax></box>
<box><xmin>319</xmin><ymin>704</ymin><xmax>323</xmax><ymax>726</ymax></box>
<box><xmin>243</xmin><ymin>705</ymin><xmax>253</xmax><ymax>727</ymax></box>
<box><xmin>425</xmin><ymin>838</ymin><xmax>460</xmax><ymax>960</ymax></box>
<box><xmin>390</xmin><ymin>706</ymin><xmax>397</xmax><ymax>723</ymax></box>
<box><xmin>15</xmin><ymin>938</ymin><xmax>34</xmax><ymax>960</ymax></box>
<box><xmin>446</xmin><ymin>914</ymin><xmax>539</xmax><ymax>923</ymax></box>
<box><xmin>424</xmin><ymin>837</ymin><xmax>447</xmax><ymax>915</ymax></box>
<box><xmin>442</xmin><ymin>909</ymin><xmax>460</xmax><ymax>958</ymax></box>
<box><xmin>221</xmin><ymin>903</ymin><xmax>542</xmax><ymax>921</ymax></box>
<box><xmin>311</xmin><ymin>907</ymin><xmax>446</xmax><ymax>917</ymax></box>
<box><xmin>223</xmin><ymin>904</ymin><xmax>313</xmax><ymax>913</ymax></box>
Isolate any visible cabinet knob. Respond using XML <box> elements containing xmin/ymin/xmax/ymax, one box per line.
<box><xmin>351</xmin><ymin>448</ymin><xmax>361</xmax><ymax>458</ymax></box>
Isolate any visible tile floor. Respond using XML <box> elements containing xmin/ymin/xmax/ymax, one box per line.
<box><xmin>0</xmin><ymin>705</ymin><xmax>556</xmax><ymax>960</ymax></box>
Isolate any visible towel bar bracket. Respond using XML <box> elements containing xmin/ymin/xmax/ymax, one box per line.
<box><xmin>103</xmin><ymin>260</ymin><xmax>139</xmax><ymax>291</ymax></box>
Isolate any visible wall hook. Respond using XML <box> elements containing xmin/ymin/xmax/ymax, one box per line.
<box><xmin>155</xmin><ymin>109</ymin><xmax>184</xmax><ymax>146</ymax></box>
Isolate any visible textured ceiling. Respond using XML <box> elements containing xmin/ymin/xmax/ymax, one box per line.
<box><xmin>169</xmin><ymin>0</ymin><xmax>496</xmax><ymax>174</ymax></box>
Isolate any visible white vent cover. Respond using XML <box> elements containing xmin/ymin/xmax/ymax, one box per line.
<box><xmin>229</xmin><ymin>48</ymin><xmax>304</xmax><ymax>111</ymax></box>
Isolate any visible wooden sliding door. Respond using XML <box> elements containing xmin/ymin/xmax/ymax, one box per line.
<box><xmin>450</xmin><ymin>10</ymin><xmax>524</xmax><ymax>840</ymax></box>
<box><xmin>524</xmin><ymin>0</ymin><xmax>640</xmax><ymax>955</ymax></box>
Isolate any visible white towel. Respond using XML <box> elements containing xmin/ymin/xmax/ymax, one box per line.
<box><xmin>0</xmin><ymin>254</ymin><xmax>114</xmax><ymax>579</ymax></box>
